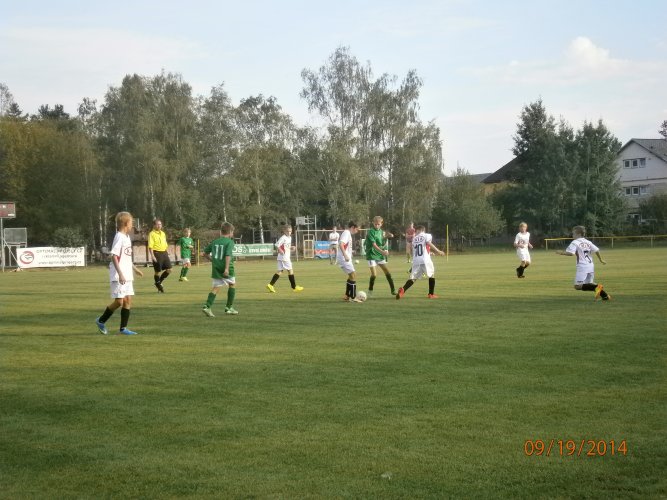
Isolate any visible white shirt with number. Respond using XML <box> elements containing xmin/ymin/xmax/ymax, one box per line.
<box><xmin>109</xmin><ymin>231</ymin><xmax>133</xmax><ymax>282</ymax></box>
<box><xmin>337</xmin><ymin>229</ymin><xmax>353</xmax><ymax>263</ymax></box>
<box><xmin>412</xmin><ymin>232</ymin><xmax>434</xmax><ymax>265</ymax></box>
<box><xmin>566</xmin><ymin>237</ymin><xmax>599</xmax><ymax>274</ymax></box>
<box><xmin>276</xmin><ymin>235</ymin><xmax>291</xmax><ymax>262</ymax></box>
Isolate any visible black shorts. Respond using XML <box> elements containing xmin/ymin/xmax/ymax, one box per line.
<box><xmin>152</xmin><ymin>250</ymin><xmax>172</xmax><ymax>272</ymax></box>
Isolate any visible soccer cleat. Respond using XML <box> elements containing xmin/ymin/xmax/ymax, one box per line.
<box><xmin>293</xmin><ymin>286</ymin><xmax>304</xmax><ymax>292</ymax></box>
<box><xmin>119</xmin><ymin>328</ymin><xmax>137</xmax><ymax>335</ymax></box>
<box><xmin>427</xmin><ymin>294</ymin><xmax>439</xmax><ymax>299</ymax></box>
<box><xmin>202</xmin><ymin>306</ymin><xmax>215</xmax><ymax>317</ymax></box>
<box><xmin>266</xmin><ymin>284</ymin><xmax>276</xmax><ymax>293</ymax></box>
<box><xmin>594</xmin><ymin>284</ymin><xmax>604</xmax><ymax>301</ymax></box>
<box><xmin>396</xmin><ymin>288</ymin><xmax>405</xmax><ymax>300</ymax></box>
<box><xmin>350</xmin><ymin>297</ymin><xmax>363</xmax><ymax>303</ymax></box>
<box><xmin>342</xmin><ymin>295</ymin><xmax>350</xmax><ymax>302</ymax></box>
<box><xmin>516</xmin><ymin>267</ymin><xmax>521</xmax><ymax>278</ymax></box>
<box><xmin>155</xmin><ymin>282</ymin><xmax>165</xmax><ymax>293</ymax></box>
<box><xmin>95</xmin><ymin>318</ymin><xmax>108</xmax><ymax>335</ymax></box>
<box><xmin>225</xmin><ymin>307</ymin><xmax>239</xmax><ymax>315</ymax></box>
<box><xmin>179</xmin><ymin>277</ymin><xmax>189</xmax><ymax>282</ymax></box>
<box><xmin>602</xmin><ymin>294</ymin><xmax>612</xmax><ymax>301</ymax></box>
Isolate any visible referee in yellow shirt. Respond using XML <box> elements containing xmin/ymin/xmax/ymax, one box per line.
<box><xmin>148</xmin><ymin>219</ymin><xmax>172</xmax><ymax>293</ymax></box>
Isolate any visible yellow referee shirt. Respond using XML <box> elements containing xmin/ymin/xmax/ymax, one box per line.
<box><xmin>148</xmin><ymin>230</ymin><xmax>168</xmax><ymax>252</ymax></box>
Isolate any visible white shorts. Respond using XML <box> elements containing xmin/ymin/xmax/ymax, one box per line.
<box><xmin>516</xmin><ymin>248</ymin><xmax>531</xmax><ymax>263</ymax></box>
<box><xmin>110</xmin><ymin>281</ymin><xmax>135</xmax><ymax>299</ymax></box>
<box><xmin>212</xmin><ymin>277</ymin><xmax>236</xmax><ymax>288</ymax></box>
<box><xmin>574</xmin><ymin>270</ymin><xmax>594</xmax><ymax>285</ymax></box>
<box><xmin>367</xmin><ymin>259</ymin><xmax>387</xmax><ymax>267</ymax></box>
<box><xmin>410</xmin><ymin>262</ymin><xmax>435</xmax><ymax>280</ymax></box>
<box><xmin>277</xmin><ymin>259</ymin><xmax>293</xmax><ymax>272</ymax></box>
<box><xmin>181</xmin><ymin>257</ymin><xmax>191</xmax><ymax>265</ymax></box>
<box><xmin>338</xmin><ymin>260</ymin><xmax>356</xmax><ymax>275</ymax></box>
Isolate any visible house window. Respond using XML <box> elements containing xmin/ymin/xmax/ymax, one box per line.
<box><xmin>640</xmin><ymin>158</ymin><xmax>646</xmax><ymax>167</ymax></box>
<box><xmin>624</xmin><ymin>160</ymin><xmax>630</xmax><ymax>168</ymax></box>
<box><xmin>624</xmin><ymin>187</ymin><xmax>632</xmax><ymax>195</ymax></box>
<box><xmin>627</xmin><ymin>213</ymin><xmax>640</xmax><ymax>221</ymax></box>
<box><xmin>632</xmin><ymin>186</ymin><xmax>640</xmax><ymax>195</ymax></box>
<box><xmin>640</xmin><ymin>185</ymin><xmax>648</xmax><ymax>195</ymax></box>
<box><xmin>632</xmin><ymin>159</ymin><xmax>638</xmax><ymax>167</ymax></box>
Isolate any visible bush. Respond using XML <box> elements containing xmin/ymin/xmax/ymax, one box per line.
<box><xmin>52</xmin><ymin>227</ymin><xmax>86</xmax><ymax>247</ymax></box>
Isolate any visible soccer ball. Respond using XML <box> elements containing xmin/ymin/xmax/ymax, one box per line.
<box><xmin>354</xmin><ymin>259</ymin><xmax>360</xmax><ymax>264</ymax></box>
<box><xmin>357</xmin><ymin>291</ymin><xmax>367</xmax><ymax>301</ymax></box>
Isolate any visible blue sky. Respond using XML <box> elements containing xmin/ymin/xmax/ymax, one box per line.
<box><xmin>1</xmin><ymin>0</ymin><xmax>665</xmax><ymax>174</ymax></box>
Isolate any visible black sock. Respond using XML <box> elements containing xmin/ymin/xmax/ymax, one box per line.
<box><xmin>519</xmin><ymin>266</ymin><xmax>525</xmax><ymax>276</ymax></box>
<box><xmin>428</xmin><ymin>277</ymin><xmax>435</xmax><ymax>295</ymax></box>
<box><xmin>386</xmin><ymin>274</ymin><xmax>395</xmax><ymax>291</ymax></box>
<box><xmin>582</xmin><ymin>283</ymin><xmax>596</xmax><ymax>291</ymax></box>
<box><xmin>402</xmin><ymin>280</ymin><xmax>414</xmax><ymax>292</ymax></box>
<box><xmin>600</xmin><ymin>289</ymin><xmax>609</xmax><ymax>298</ymax></box>
<box><xmin>288</xmin><ymin>274</ymin><xmax>296</xmax><ymax>289</ymax></box>
<box><xmin>154</xmin><ymin>275</ymin><xmax>160</xmax><ymax>284</ymax></box>
<box><xmin>120</xmin><ymin>308</ymin><xmax>130</xmax><ymax>330</ymax></box>
<box><xmin>160</xmin><ymin>271</ymin><xmax>170</xmax><ymax>282</ymax></box>
<box><xmin>99</xmin><ymin>307</ymin><xmax>113</xmax><ymax>323</ymax></box>
<box><xmin>347</xmin><ymin>280</ymin><xmax>356</xmax><ymax>298</ymax></box>
<box><xmin>270</xmin><ymin>273</ymin><xmax>280</xmax><ymax>285</ymax></box>
<box><xmin>369</xmin><ymin>275</ymin><xmax>376</xmax><ymax>291</ymax></box>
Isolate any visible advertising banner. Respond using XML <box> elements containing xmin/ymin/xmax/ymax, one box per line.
<box><xmin>17</xmin><ymin>247</ymin><xmax>86</xmax><ymax>268</ymax></box>
<box><xmin>314</xmin><ymin>241</ymin><xmax>331</xmax><ymax>259</ymax></box>
<box><xmin>232</xmin><ymin>243</ymin><xmax>274</xmax><ymax>256</ymax></box>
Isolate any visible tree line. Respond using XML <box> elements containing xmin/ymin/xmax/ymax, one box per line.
<box><xmin>0</xmin><ymin>47</ymin><xmax>652</xmax><ymax>251</ymax></box>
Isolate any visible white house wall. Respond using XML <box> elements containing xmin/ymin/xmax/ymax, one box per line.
<box><xmin>617</xmin><ymin>142</ymin><xmax>667</xmax><ymax>212</ymax></box>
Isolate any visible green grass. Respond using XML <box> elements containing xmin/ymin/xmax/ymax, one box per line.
<box><xmin>1</xmin><ymin>248</ymin><xmax>666</xmax><ymax>498</ymax></box>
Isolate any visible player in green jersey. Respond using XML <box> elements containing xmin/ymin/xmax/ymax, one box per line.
<box><xmin>177</xmin><ymin>228</ymin><xmax>194</xmax><ymax>281</ymax></box>
<box><xmin>364</xmin><ymin>215</ymin><xmax>396</xmax><ymax>297</ymax></box>
<box><xmin>201</xmin><ymin>222</ymin><xmax>238</xmax><ymax>316</ymax></box>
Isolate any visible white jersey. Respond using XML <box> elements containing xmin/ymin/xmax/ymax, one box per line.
<box><xmin>412</xmin><ymin>232</ymin><xmax>434</xmax><ymax>266</ymax></box>
<box><xmin>276</xmin><ymin>235</ymin><xmax>291</xmax><ymax>262</ymax></box>
<box><xmin>109</xmin><ymin>231</ymin><xmax>134</xmax><ymax>282</ymax></box>
<box><xmin>336</xmin><ymin>229</ymin><xmax>353</xmax><ymax>263</ymax></box>
<box><xmin>566</xmin><ymin>237</ymin><xmax>599</xmax><ymax>274</ymax></box>
<box><xmin>329</xmin><ymin>231</ymin><xmax>339</xmax><ymax>245</ymax></box>
<box><xmin>514</xmin><ymin>231</ymin><xmax>530</xmax><ymax>249</ymax></box>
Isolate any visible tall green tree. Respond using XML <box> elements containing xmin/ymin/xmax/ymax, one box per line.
<box><xmin>228</xmin><ymin>95</ymin><xmax>295</xmax><ymax>240</ymax></box>
<box><xmin>98</xmin><ymin>72</ymin><xmax>198</xmax><ymax>229</ymax></box>
<box><xmin>432</xmin><ymin>167</ymin><xmax>504</xmax><ymax>245</ymax></box>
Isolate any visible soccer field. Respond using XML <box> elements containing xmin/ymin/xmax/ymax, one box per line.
<box><xmin>1</xmin><ymin>248</ymin><xmax>666</xmax><ymax>498</ymax></box>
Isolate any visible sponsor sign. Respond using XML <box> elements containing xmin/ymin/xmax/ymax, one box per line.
<box><xmin>315</xmin><ymin>241</ymin><xmax>331</xmax><ymax>259</ymax></box>
<box><xmin>232</xmin><ymin>243</ymin><xmax>274</xmax><ymax>256</ymax></box>
<box><xmin>17</xmin><ymin>247</ymin><xmax>86</xmax><ymax>268</ymax></box>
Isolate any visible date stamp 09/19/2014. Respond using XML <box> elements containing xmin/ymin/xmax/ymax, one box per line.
<box><xmin>524</xmin><ymin>439</ymin><xmax>628</xmax><ymax>457</ymax></box>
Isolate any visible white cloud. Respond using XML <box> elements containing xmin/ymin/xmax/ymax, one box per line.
<box><xmin>461</xmin><ymin>36</ymin><xmax>667</xmax><ymax>86</ymax></box>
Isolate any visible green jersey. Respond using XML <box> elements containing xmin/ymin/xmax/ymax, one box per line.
<box><xmin>364</xmin><ymin>227</ymin><xmax>387</xmax><ymax>261</ymax></box>
<box><xmin>204</xmin><ymin>236</ymin><xmax>235</xmax><ymax>279</ymax></box>
<box><xmin>178</xmin><ymin>236</ymin><xmax>194</xmax><ymax>259</ymax></box>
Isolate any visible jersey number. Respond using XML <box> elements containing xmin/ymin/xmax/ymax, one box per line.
<box><xmin>415</xmin><ymin>243</ymin><xmax>424</xmax><ymax>257</ymax></box>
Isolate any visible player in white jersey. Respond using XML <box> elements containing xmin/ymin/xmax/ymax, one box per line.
<box><xmin>328</xmin><ymin>226</ymin><xmax>339</xmax><ymax>264</ymax></box>
<box><xmin>557</xmin><ymin>225</ymin><xmax>611</xmax><ymax>300</ymax></box>
<box><xmin>94</xmin><ymin>211</ymin><xmax>144</xmax><ymax>335</ymax></box>
<box><xmin>396</xmin><ymin>225</ymin><xmax>445</xmax><ymax>300</ymax></box>
<box><xmin>336</xmin><ymin>221</ymin><xmax>362</xmax><ymax>301</ymax></box>
<box><xmin>266</xmin><ymin>225</ymin><xmax>304</xmax><ymax>293</ymax></box>
<box><xmin>513</xmin><ymin>222</ymin><xmax>533</xmax><ymax>278</ymax></box>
